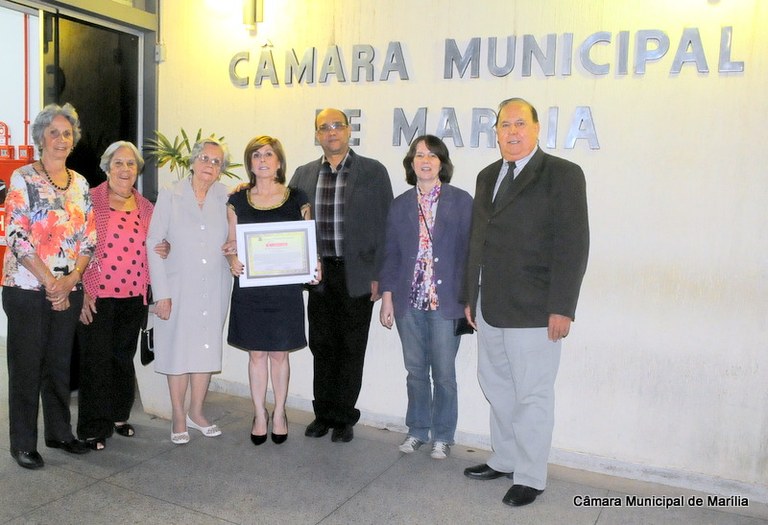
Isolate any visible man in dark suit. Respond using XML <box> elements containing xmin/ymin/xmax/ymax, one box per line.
<box><xmin>290</xmin><ymin>108</ymin><xmax>393</xmax><ymax>443</ymax></box>
<box><xmin>462</xmin><ymin>98</ymin><xmax>589</xmax><ymax>507</ymax></box>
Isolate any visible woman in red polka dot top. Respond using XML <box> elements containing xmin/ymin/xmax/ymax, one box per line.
<box><xmin>76</xmin><ymin>141</ymin><xmax>160</xmax><ymax>451</ymax></box>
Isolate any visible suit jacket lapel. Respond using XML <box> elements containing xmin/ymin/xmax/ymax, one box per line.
<box><xmin>481</xmin><ymin>159</ymin><xmax>505</xmax><ymax>209</ymax></box>
<box><xmin>492</xmin><ymin>149</ymin><xmax>544</xmax><ymax>214</ymax></box>
<box><xmin>342</xmin><ymin>151</ymin><xmax>359</xmax><ymax>205</ymax></box>
<box><xmin>406</xmin><ymin>189</ymin><xmax>420</xmax><ymax>239</ymax></box>
<box><xmin>432</xmin><ymin>184</ymin><xmax>452</xmax><ymax>239</ymax></box>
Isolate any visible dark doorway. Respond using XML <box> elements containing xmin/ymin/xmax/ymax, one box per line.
<box><xmin>43</xmin><ymin>12</ymin><xmax>139</xmax><ymax>188</ymax></box>
<box><xmin>41</xmin><ymin>12</ymin><xmax>141</xmax><ymax>390</ymax></box>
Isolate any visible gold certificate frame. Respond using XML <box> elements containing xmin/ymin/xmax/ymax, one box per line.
<box><xmin>235</xmin><ymin>220</ymin><xmax>317</xmax><ymax>287</ymax></box>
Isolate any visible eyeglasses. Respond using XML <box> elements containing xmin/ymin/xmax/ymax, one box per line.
<box><xmin>197</xmin><ymin>154</ymin><xmax>223</xmax><ymax>167</ymax></box>
<box><xmin>316</xmin><ymin>122</ymin><xmax>348</xmax><ymax>133</ymax></box>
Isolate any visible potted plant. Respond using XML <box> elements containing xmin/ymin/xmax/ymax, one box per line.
<box><xmin>144</xmin><ymin>128</ymin><xmax>242</xmax><ymax>179</ymax></box>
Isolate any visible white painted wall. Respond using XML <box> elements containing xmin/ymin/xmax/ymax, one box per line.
<box><xmin>0</xmin><ymin>7</ymin><xmax>40</xmax><ymax>149</ymax></box>
<box><xmin>153</xmin><ymin>0</ymin><xmax>768</xmax><ymax>499</ymax></box>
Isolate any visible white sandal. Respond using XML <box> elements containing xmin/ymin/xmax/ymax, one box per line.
<box><xmin>171</xmin><ymin>429</ymin><xmax>190</xmax><ymax>444</ymax></box>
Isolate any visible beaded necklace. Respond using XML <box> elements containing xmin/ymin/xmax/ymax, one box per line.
<box><xmin>40</xmin><ymin>162</ymin><xmax>72</xmax><ymax>191</ymax></box>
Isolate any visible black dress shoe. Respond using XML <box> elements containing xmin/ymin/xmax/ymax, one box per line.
<box><xmin>304</xmin><ymin>418</ymin><xmax>330</xmax><ymax>438</ymax></box>
<box><xmin>250</xmin><ymin>416</ymin><xmax>267</xmax><ymax>446</ymax></box>
<box><xmin>271</xmin><ymin>412</ymin><xmax>288</xmax><ymax>444</ymax></box>
<box><xmin>11</xmin><ymin>449</ymin><xmax>44</xmax><ymax>470</ymax></box>
<box><xmin>464</xmin><ymin>463</ymin><xmax>513</xmax><ymax>480</ymax></box>
<box><xmin>331</xmin><ymin>424</ymin><xmax>353</xmax><ymax>443</ymax></box>
<box><xmin>45</xmin><ymin>438</ymin><xmax>90</xmax><ymax>454</ymax></box>
<box><xmin>502</xmin><ymin>484</ymin><xmax>544</xmax><ymax>507</ymax></box>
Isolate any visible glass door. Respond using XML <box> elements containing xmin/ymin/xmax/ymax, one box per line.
<box><xmin>42</xmin><ymin>11</ymin><xmax>140</xmax><ymax>186</ymax></box>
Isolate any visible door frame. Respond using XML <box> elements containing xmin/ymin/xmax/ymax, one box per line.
<box><xmin>0</xmin><ymin>0</ymin><xmax>159</xmax><ymax>199</ymax></box>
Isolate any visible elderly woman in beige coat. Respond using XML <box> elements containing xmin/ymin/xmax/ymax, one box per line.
<box><xmin>147</xmin><ymin>138</ymin><xmax>232</xmax><ymax>444</ymax></box>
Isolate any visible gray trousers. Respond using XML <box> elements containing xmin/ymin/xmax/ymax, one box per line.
<box><xmin>476</xmin><ymin>296</ymin><xmax>562</xmax><ymax>490</ymax></box>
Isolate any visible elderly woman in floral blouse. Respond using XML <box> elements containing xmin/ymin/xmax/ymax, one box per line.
<box><xmin>2</xmin><ymin>103</ymin><xmax>96</xmax><ymax>469</ymax></box>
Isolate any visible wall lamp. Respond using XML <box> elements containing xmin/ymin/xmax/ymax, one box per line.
<box><xmin>243</xmin><ymin>0</ymin><xmax>263</xmax><ymax>29</ymax></box>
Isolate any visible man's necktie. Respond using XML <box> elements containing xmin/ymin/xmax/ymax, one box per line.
<box><xmin>493</xmin><ymin>160</ymin><xmax>517</xmax><ymax>208</ymax></box>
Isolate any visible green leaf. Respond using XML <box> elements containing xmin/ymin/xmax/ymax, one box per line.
<box><xmin>145</xmin><ymin>128</ymin><xmax>242</xmax><ymax>180</ymax></box>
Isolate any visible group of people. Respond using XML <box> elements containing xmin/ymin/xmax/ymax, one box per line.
<box><xmin>3</xmin><ymin>103</ymin><xmax>168</xmax><ymax>463</ymax></box>
<box><xmin>3</xmin><ymin>98</ymin><xmax>588</xmax><ymax>509</ymax></box>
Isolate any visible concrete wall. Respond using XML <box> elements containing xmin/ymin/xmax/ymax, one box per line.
<box><xmin>153</xmin><ymin>0</ymin><xmax>768</xmax><ymax>500</ymax></box>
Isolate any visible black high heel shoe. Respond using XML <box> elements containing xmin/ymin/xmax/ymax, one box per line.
<box><xmin>271</xmin><ymin>412</ymin><xmax>288</xmax><ymax>444</ymax></box>
<box><xmin>250</xmin><ymin>413</ymin><xmax>267</xmax><ymax>446</ymax></box>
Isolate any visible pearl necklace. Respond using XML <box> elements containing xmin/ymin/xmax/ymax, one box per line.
<box><xmin>40</xmin><ymin>162</ymin><xmax>72</xmax><ymax>191</ymax></box>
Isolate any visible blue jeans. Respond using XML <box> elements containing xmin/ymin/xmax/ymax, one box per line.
<box><xmin>395</xmin><ymin>308</ymin><xmax>460</xmax><ymax>444</ymax></box>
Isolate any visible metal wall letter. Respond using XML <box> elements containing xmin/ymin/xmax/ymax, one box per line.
<box><xmin>285</xmin><ymin>48</ymin><xmax>316</xmax><ymax>85</ymax></box>
<box><xmin>671</xmin><ymin>28</ymin><xmax>708</xmax><ymax>74</ymax></box>
<box><xmin>580</xmin><ymin>32</ymin><xmax>611</xmax><ymax>75</ymax></box>
<box><xmin>435</xmin><ymin>108</ymin><xmax>463</xmax><ymax>147</ymax></box>
<box><xmin>546</xmin><ymin>106</ymin><xmax>559</xmax><ymax>149</ymax></box>
<box><xmin>719</xmin><ymin>26</ymin><xmax>744</xmax><ymax>73</ymax></box>
<box><xmin>319</xmin><ymin>46</ymin><xmax>347</xmax><ymax>83</ymax></box>
<box><xmin>521</xmin><ymin>33</ymin><xmax>557</xmax><ymax>76</ymax></box>
<box><xmin>380</xmin><ymin>41</ymin><xmax>409</xmax><ymax>80</ymax></box>
<box><xmin>470</xmin><ymin>108</ymin><xmax>497</xmax><ymax>148</ymax></box>
<box><xmin>255</xmin><ymin>49</ymin><xmax>278</xmax><ymax>87</ymax></box>
<box><xmin>617</xmin><ymin>30</ymin><xmax>630</xmax><ymax>75</ymax></box>
<box><xmin>444</xmin><ymin>38</ymin><xmax>481</xmax><ymax>79</ymax></box>
<box><xmin>565</xmin><ymin>106</ymin><xmax>600</xmax><ymax>150</ymax></box>
<box><xmin>229</xmin><ymin>51</ymin><xmax>250</xmax><ymax>87</ymax></box>
<box><xmin>346</xmin><ymin>108</ymin><xmax>361</xmax><ymax>146</ymax></box>
<box><xmin>561</xmin><ymin>33</ymin><xmax>574</xmax><ymax>76</ymax></box>
<box><xmin>487</xmin><ymin>36</ymin><xmax>516</xmax><ymax>77</ymax></box>
<box><xmin>393</xmin><ymin>107</ymin><xmax>427</xmax><ymax>146</ymax></box>
<box><xmin>351</xmin><ymin>45</ymin><xmax>375</xmax><ymax>82</ymax></box>
<box><xmin>634</xmin><ymin>29</ymin><xmax>669</xmax><ymax>74</ymax></box>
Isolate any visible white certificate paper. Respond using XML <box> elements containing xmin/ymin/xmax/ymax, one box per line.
<box><xmin>235</xmin><ymin>220</ymin><xmax>317</xmax><ymax>287</ymax></box>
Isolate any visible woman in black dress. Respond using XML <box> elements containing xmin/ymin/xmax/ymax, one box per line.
<box><xmin>225</xmin><ymin>136</ymin><xmax>318</xmax><ymax>445</ymax></box>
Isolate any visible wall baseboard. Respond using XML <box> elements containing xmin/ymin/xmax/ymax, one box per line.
<box><xmin>210</xmin><ymin>378</ymin><xmax>768</xmax><ymax>508</ymax></box>
<box><xmin>548</xmin><ymin>449</ymin><xmax>768</xmax><ymax>506</ymax></box>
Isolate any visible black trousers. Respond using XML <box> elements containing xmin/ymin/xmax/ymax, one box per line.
<box><xmin>76</xmin><ymin>296</ymin><xmax>145</xmax><ymax>440</ymax></box>
<box><xmin>3</xmin><ymin>286</ymin><xmax>82</xmax><ymax>451</ymax></box>
<box><xmin>307</xmin><ymin>258</ymin><xmax>374</xmax><ymax>426</ymax></box>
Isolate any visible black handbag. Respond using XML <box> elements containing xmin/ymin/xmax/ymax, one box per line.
<box><xmin>454</xmin><ymin>317</ymin><xmax>474</xmax><ymax>336</ymax></box>
<box><xmin>140</xmin><ymin>286</ymin><xmax>154</xmax><ymax>365</ymax></box>
<box><xmin>140</xmin><ymin>324</ymin><xmax>154</xmax><ymax>365</ymax></box>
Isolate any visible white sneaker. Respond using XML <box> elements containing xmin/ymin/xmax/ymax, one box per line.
<box><xmin>398</xmin><ymin>436</ymin><xmax>424</xmax><ymax>453</ymax></box>
<box><xmin>431</xmin><ymin>441</ymin><xmax>450</xmax><ymax>459</ymax></box>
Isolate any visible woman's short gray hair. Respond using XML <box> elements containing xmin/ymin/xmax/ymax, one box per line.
<box><xmin>188</xmin><ymin>137</ymin><xmax>231</xmax><ymax>174</ymax></box>
<box><xmin>100</xmin><ymin>141</ymin><xmax>144</xmax><ymax>175</ymax></box>
<box><xmin>31</xmin><ymin>103</ymin><xmax>82</xmax><ymax>153</ymax></box>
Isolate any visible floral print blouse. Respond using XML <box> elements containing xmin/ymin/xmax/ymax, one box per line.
<box><xmin>2</xmin><ymin>163</ymin><xmax>96</xmax><ymax>290</ymax></box>
<box><xmin>408</xmin><ymin>183</ymin><xmax>441</xmax><ymax>310</ymax></box>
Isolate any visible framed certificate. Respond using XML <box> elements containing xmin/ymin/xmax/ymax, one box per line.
<box><xmin>235</xmin><ymin>220</ymin><xmax>317</xmax><ymax>287</ymax></box>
